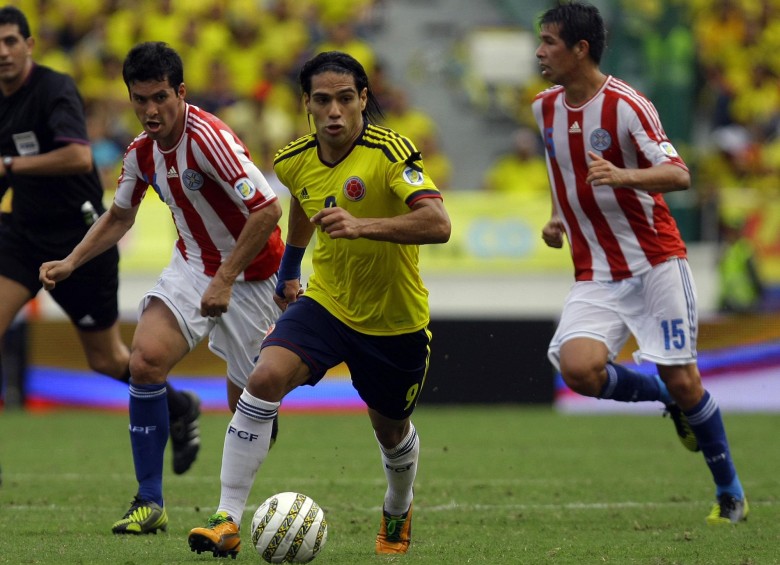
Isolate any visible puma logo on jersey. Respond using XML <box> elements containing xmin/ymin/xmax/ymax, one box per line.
<box><xmin>167</xmin><ymin>166</ymin><xmax>178</xmax><ymax>178</ymax></box>
<box><xmin>568</xmin><ymin>121</ymin><xmax>582</xmax><ymax>134</ymax></box>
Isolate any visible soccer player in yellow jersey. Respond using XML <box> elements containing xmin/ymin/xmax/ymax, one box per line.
<box><xmin>188</xmin><ymin>51</ymin><xmax>451</xmax><ymax>558</ymax></box>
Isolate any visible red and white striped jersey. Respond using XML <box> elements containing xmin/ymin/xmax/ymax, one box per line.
<box><xmin>115</xmin><ymin>104</ymin><xmax>283</xmax><ymax>281</ymax></box>
<box><xmin>532</xmin><ymin>76</ymin><xmax>689</xmax><ymax>282</ymax></box>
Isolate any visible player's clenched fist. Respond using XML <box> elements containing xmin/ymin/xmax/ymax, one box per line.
<box><xmin>541</xmin><ymin>217</ymin><xmax>566</xmax><ymax>249</ymax></box>
<box><xmin>39</xmin><ymin>260</ymin><xmax>74</xmax><ymax>291</ymax></box>
<box><xmin>311</xmin><ymin>206</ymin><xmax>362</xmax><ymax>239</ymax></box>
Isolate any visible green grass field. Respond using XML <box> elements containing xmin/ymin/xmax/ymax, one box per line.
<box><xmin>1</xmin><ymin>406</ymin><xmax>778</xmax><ymax>564</ymax></box>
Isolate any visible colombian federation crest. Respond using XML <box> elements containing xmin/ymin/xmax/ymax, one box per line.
<box><xmin>343</xmin><ymin>176</ymin><xmax>366</xmax><ymax>201</ymax></box>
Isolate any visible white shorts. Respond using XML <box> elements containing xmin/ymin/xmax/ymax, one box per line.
<box><xmin>547</xmin><ymin>258</ymin><xmax>698</xmax><ymax>371</ymax></box>
<box><xmin>139</xmin><ymin>250</ymin><xmax>279</xmax><ymax>388</ymax></box>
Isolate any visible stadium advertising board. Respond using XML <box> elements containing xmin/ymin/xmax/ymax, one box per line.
<box><xmin>116</xmin><ymin>191</ymin><xmax>572</xmax><ymax>275</ymax></box>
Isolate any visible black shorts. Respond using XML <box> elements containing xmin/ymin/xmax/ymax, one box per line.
<box><xmin>0</xmin><ymin>225</ymin><xmax>120</xmax><ymax>331</ymax></box>
<box><xmin>262</xmin><ymin>297</ymin><xmax>432</xmax><ymax>420</ymax></box>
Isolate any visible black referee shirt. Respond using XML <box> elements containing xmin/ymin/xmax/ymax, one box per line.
<box><xmin>0</xmin><ymin>63</ymin><xmax>105</xmax><ymax>246</ymax></box>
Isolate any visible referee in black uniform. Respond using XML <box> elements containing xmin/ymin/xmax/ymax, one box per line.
<box><xmin>0</xmin><ymin>5</ymin><xmax>201</xmax><ymax>476</ymax></box>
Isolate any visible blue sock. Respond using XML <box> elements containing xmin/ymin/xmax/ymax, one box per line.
<box><xmin>128</xmin><ymin>382</ymin><xmax>169</xmax><ymax>506</ymax></box>
<box><xmin>685</xmin><ymin>390</ymin><xmax>744</xmax><ymax>500</ymax></box>
<box><xmin>598</xmin><ymin>363</ymin><xmax>671</xmax><ymax>404</ymax></box>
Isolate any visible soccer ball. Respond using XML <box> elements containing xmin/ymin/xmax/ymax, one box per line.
<box><xmin>251</xmin><ymin>492</ymin><xmax>328</xmax><ymax>563</ymax></box>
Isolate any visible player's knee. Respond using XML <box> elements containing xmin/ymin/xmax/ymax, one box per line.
<box><xmin>246</xmin><ymin>367</ymin><xmax>287</xmax><ymax>403</ymax></box>
<box><xmin>374</xmin><ymin>425</ymin><xmax>407</xmax><ymax>449</ymax></box>
<box><xmin>560</xmin><ymin>363</ymin><xmax>603</xmax><ymax>397</ymax></box>
<box><xmin>127</xmin><ymin>351</ymin><xmax>167</xmax><ymax>385</ymax></box>
<box><xmin>246</xmin><ymin>349</ymin><xmax>310</xmax><ymax>402</ymax></box>
<box><xmin>663</xmin><ymin>370</ymin><xmax>704</xmax><ymax>409</ymax></box>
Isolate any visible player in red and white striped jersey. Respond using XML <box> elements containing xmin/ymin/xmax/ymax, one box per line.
<box><xmin>116</xmin><ymin>103</ymin><xmax>281</xmax><ymax>282</ymax></box>
<box><xmin>533</xmin><ymin>74</ymin><xmax>688</xmax><ymax>281</ymax></box>
<box><xmin>533</xmin><ymin>2</ymin><xmax>746</xmax><ymax>525</ymax></box>
<box><xmin>40</xmin><ymin>42</ymin><xmax>284</xmax><ymax>535</ymax></box>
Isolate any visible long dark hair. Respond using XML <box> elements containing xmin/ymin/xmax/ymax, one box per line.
<box><xmin>299</xmin><ymin>51</ymin><xmax>383</xmax><ymax>123</ymax></box>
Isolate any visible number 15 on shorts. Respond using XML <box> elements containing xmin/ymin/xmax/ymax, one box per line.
<box><xmin>661</xmin><ymin>318</ymin><xmax>686</xmax><ymax>350</ymax></box>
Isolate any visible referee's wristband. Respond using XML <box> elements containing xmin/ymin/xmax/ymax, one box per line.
<box><xmin>275</xmin><ymin>243</ymin><xmax>306</xmax><ymax>298</ymax></box>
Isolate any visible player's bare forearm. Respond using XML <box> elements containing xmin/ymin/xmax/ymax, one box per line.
<box><xmin>39</xmin><ymin>204</ymin><xmax>134</xmax><ymax>289</ymax></box>
<box><xmin>71</xmin><ymin>205</ymin><xmax>135</xmax><ymax>268</ymax></box>
<box><xmin>311</xmin><ymin>198</ymin><xmax>451</xmax><ymax>244</ymax></box>
<box><xmin>213</xmin><ymin>200</ymin><xmax>283</xmax><ymax>285</ymax></box>
<box><xmin>586</xmin><ymin>152</ymin><xmax>690</xmax><ymax>193</ymax></box>
<box><xmin>202</xmin><ymin>201</ymin><xmax>282</xmax><ymax>317</ymax></box>
<box><xmin>286</xmin><ymin>197</ymin><xmax>316</xmax><ymax>248</ymax></box>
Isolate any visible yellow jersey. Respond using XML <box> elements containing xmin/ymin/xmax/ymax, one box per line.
<box><xmin>274</xmin><ymin>123</ymin><xmax>442</xmax><ymax>335</ymax></box>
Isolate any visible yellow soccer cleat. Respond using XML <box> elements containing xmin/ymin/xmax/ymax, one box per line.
<box><xmin>112</xmin><ymin>496</ymin><xmax>168</xmax><ymax>534</ymax></box>
<box><xmin>706</xmin><ymin>494</ymin><xmax>749</xmax><ymax>525</ymax></box>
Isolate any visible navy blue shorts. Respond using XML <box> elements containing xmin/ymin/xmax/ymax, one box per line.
<box><xmin>261</xmin><ymin>297</ymin><xmax>431</xmax><ymax>420</ymax></box>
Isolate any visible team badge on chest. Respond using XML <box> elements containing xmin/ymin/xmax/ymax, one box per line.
<box><xmin>182</xmin><ymin>169</ymin><xmax>205</xmax><ymax>191</ymax></box>
<box><xmin>343</xmin><ymin>176</ymin><xmax>366</xmax><ymax>201</ymax></box>
<box><xmin>590</xmin><ymin>128</ymin><xmax>612</xmax><ymax>152</ymax></box>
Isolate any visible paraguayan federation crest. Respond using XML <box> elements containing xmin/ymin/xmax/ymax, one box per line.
<box><xmin>589</xmin><ymin>128</ymin><xmax>611</xmax><ymax>152</ymax></box>
<box><xmin>182</xmin><ymin>169</ymin><xmax>205</xmax><ymax>191</ymax></box>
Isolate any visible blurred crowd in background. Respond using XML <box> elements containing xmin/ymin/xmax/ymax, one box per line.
<box><xmin>6</xmin><ymin>0</ymin><xmax>780</xmax><ymax>312</ymax></box>
<box><xmin>10</xmin><ymin>0</ymin><xmax>394</xmax><ymax>190</ymax></box>
<box><xmin>474</xmin><ymin>0</ymin><xmax>780</xmax><ymax>312</ymax></box>
<box><xmin>497</xmin><ymin>0</ymin><xmax>780</xmax><ymax>222</ymax></box>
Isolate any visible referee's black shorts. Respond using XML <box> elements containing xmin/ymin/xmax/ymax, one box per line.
<box><xmin>0</xmin><ymin>225</ymin><xmax>120</xmax><ymax>331</ymax></box>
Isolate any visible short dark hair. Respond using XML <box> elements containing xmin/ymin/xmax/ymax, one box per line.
<box><xmin>0</xmin><ymin>5</ymin><xmax>31</xmax><ymax>39</ymax></box>
<box><xmin>122</xmin><ymin>41</ymin><xmax>184</xmax><ymax>91</ymax></box>
<box><xmin>299</xmin><ymin>51</ymin><xmax>383</xmax><ymax>123</ymax></box>
<box><xmin>539</xmin><ymin>1</ymin><xmax>606</xmax><ymax>64</ymax></box>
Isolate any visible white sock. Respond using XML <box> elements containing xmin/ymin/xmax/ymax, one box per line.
<box><xmin>217</xmin><ymin>389</ymin><xmax>279</xmax><ymax>522</ymax></box>
<box><xmin>378</xmin><ymin>422</ymin><xmax>419</xmax><ymax>515</ymax></box>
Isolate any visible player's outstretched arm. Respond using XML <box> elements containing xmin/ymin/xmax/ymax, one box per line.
<box><xmin>39</xmin><ymin>203</ymin><xmax>137</xmax><ymax>290</ymax></box>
